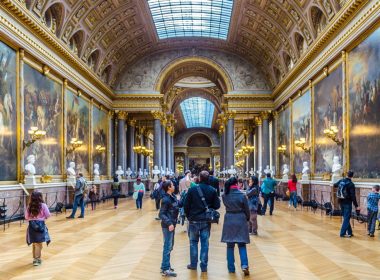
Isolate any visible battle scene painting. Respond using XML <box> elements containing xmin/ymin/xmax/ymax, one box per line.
<box><xmin>292</xmin><ymin>91</ymin><xmax>311</xmax><ymax>173</ymax></box>
<box><xmin>66</xmin><ymin>89</ymin><xmax>90</xmax><ymax>176</ymax></box>
<box><xmin>314</xmin><ymin>67</ymin><xmax>343</xmax><ymax>174</ymax></box>
<box><xmin>348</xmin><ymin>27</ymin><xmax>380</xmax><ymax>178</ymax></box>
<box><xmin>278</xmin><ymin>107</ymin><xmax>290</xmax><ymax>172</ymax></box>
<box><xmin>92</xmin><ymin>106</ymin><xmax>108</xmax><ymax>176</ymax></box>
<box><xmin>0</xmin><ymin>41</ymin><xmax>17</xmax><ymax>181</ymax></box>
<box><xmin>24</xmin><ymin>64</ymin><xmax>62</xmax><ymax>175</ymax></box>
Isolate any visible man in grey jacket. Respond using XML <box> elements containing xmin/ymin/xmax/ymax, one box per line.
<box><xmin>67</xmin><ymin>173</ymin><xmax>87</xmax><ymax>219</ymax></box>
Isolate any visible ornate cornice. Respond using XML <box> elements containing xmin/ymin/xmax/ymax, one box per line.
<box><xmin>260</xmin><ymin>111</ymin><xmax>271</xmax><ymax>120</ymax></box>
<box><xmin>226</xmin><ymin>110</ymin><xmax>236</xmax><ymax>120</ymax></box>
<box><xmin>151</xmin><ymin>110</ymin><xmax>162</xmax><ymax>120</ymax></box>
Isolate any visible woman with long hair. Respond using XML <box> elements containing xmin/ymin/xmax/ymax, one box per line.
<box><xmin>221</xmin><ymin>177</ymin><xmax>250</xmax><ymax>275</ymax></box>
<box><xmin>246</xmin><ymin>176</ymin><xmax>261</xmax><ymax>235</ymax></box>
<box><xmin>25</xmin><ymin>191</ymin><xmax>51</xmax><ymax>266</ymax></box>
<box><xmin>288</xmin><ymin>174</ymin><xmax>298</xmax><ymax>209</ymax></box>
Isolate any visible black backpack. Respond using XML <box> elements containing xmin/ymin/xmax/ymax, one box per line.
<box><xmin>336</xmin><ymin>179</ymin><xmax>350</xmax><ymax>199</ymax></box>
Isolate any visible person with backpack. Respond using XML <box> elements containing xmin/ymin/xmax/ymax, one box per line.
<box><xmin>66</xmin><ymin>173</ymin><xmax>87</xmax><ymax>219</ymax></box>
<box><xmin>221</xmin><ymin>177</ymin><xmax>250</xmax><ymax>275</ymax></box>
<box><xmin>261</xmin><ymin>173</ymin><xmax>277</xmax><ymax>215</ymax></box>
<box><xmin>246</xmin><ymin>176</ymin><xmax>261</xmax><ymax>235</ymax></box>
<box><xmin>334</xmin><ymin>170</ymin><xmax>360</xmax><ymax>237</ymax></box>
<box><xmin>111</xmin><ymin>175</ymin><xmax>121</xmax><ymax>209</ymax></box>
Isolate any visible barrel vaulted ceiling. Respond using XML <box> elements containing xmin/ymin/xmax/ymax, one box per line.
<box><xmin>22</xmin><ymin>0</ymin><xmax>345</xmax><ymax>90</ymax></box>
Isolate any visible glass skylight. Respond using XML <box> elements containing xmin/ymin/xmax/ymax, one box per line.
<box><xmin>147</xmin><ymin>0</ymin><xmax>233</xmax><ymax>40</ymax></box>
<box><xmin>180</xmin><ymin>97</ymin><xmax>215</xmax><ymax>128</ymax></box>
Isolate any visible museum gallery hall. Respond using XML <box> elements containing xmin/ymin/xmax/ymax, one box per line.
<box><xmin>0</xmin><ymin>0</ymin><xmax>380</xmax><ymax>279</ymax></box>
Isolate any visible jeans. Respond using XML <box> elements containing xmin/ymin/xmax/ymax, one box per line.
<box><xmin>226</xmin><ymin>243</ymin><xmax>248</xmax><ymax>272</ymax></box>
<box><xmin>136</xmin><ymin>192</ymin><xmax>143</xmax><ymax>209</ymax></box>
<box><xmin>113</xmin><ymin>196</ymin><xmax>119</xmax><ymax>207</ymax></box>
<box><xmin>161</xmin><ymin>227</ymin><xmax>175</xmax><ymax>271</ymax></box>
<box><xmin>188</xmin><ymin>222</ymin><xmax>211</xmax><ymax>270</ymax></box>
<box><xmin>155</xmin><ymin>198</ymin><xmax>161</xmax><ymax>210</ymax></box>
<box><xmin>368</xmin><ymin>209</ymin><xmax>378</xmax><ymax>234</ymax></box>
<box><xmin>70</xmin><ymin>195</ymin><xmax>85</xmax><ymax>217</ymax></box>
<box><xmin>262</xmin><ymin>193</ymin><xmax>274</xmax><ymax>215</ymax></box>
<box><xmin>290</xmin><ymin>191</ymin><xmax>297</xmax><ymax>208</ymax></box>
<box><xmin>340</xmin><ymin>203</ymin><xmax>352</xmax><ymax>236</ymax></box>
<box><xmin>91</xmin><ymin>201</ymin><xmax>96</xmax><ymax>210</ymax></box>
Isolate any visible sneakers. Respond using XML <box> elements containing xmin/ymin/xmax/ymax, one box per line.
<box><xmin>242</xmin><ymin>266</ymin><xmax>250</xmax><ymax>276</ymax></box>
<box><xmin>161</xmin><ymin>270</ymin><xmax>177</xmax><ymax>277</ymax></box>
<box><xmin>369</xmin><ymin>234</ymin><xmax>375</xmax><ymax>237</ymax></box>
<box><xmin>78</xmin><ymin>215</ymin><xmax>84</xmax><ymax>218</ymax></box>
<box><xmin>186</xmin><ymin>264</ymin><xmax>197</xmax><ymax>270</ymax></box>
<box><xmin>66</xmin><ymin>216</ymin><xmax>74</xmax><ymax>219</ymax></box>
<box><xmin>32</xmin><ymin>258</ymin><xmax>41</xmax><ymax>266</ymax></box>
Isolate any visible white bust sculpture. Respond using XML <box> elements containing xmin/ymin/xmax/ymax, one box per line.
<box><xmin>282</xmin><ymin>164</ymin><xmax>289</xmax><ymax>180</ymax></box>
<box><xmin>302</xmin><ymin>161</ymin><xmax>310</xmax><ymax>180</ymax></box>
<box><xmin>257</xmin><ymin>166</ymin><xmax>263</xmax><ymax>178</ymax></box>
<box><xmin>115</xmin><ymin>165</ymin><xmax>124</xmax><ymax>180</ymax></box>
<box><xmin>249</xmin><ymin>168</ymin><xmax>255</xmax><ymax>176</ymax></box>
<box><xmin>271</xmin><ymin>166</ymin><xmax>276</xmax><ymax>177</ymax></box>
<box><xmin>24</xmin><ymin>154</ymin><xmax>37</xmax><ymax>185</ymax></box>
<box><xmin>138</xmin><ymin>168</ymin><xmax>143</xmax><ymax>177</ymax></box>
<box><xmin>160</xmin><ymin>166</ymin><xmax>165</xmax><ymax>176</ymax></box>
<box><xmin>67</xmin><ymin>162</ymin><xmax>76</xmax><ymax>177</ymax></box>
<box><xmin>93</xmin><ymin>163</ymin><xmax>100</xmax><ymax>181</ymax></box>
<box><xmin>227</xmin><ymin>165</ymin><xmax>236</xmax><ymax>177</ymax></box>
<box><xmin>331</xmin><ymin>155</ymin><xmax>343</xmax><ymax>182</ymax></box>
<box><xmin>126</xmin><ymin>167</ymin><xmax>132</xmax><ymax>179</ymax></box>
<box><xmin>264</xmin><ymin>165</ymin><xmax>271</xmax><ymax>175</ymax></box>
<box><xmin>152</xmin><ymin>165</ymin><xmax>160</xmax><ymax>182</ymax></box>
<box><xmin>143</xmin><ymin>169</ymin><xmax>148</xmax><ymax>178</ymax></box>
<box><xmin>165</xmin><ymin>167</ymin><xmax>170</xmax><ymax>176</ymax></box>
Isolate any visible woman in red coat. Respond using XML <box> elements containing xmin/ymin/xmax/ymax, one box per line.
<box><xmin>288</xmin><ymin>174</ymin><xmax>298</xmax><ymax>209</ymax></box>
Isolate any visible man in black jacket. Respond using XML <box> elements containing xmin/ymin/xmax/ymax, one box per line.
<box><xmin>183</xmin><ymin>170</ymin><xmax>220</xmax><ymax>272</ymax></box>
<box><xmin>208</xmin><ymin>170</ymin><xmax>220</xmax><ymax>196</ymax></box>
<box><xmin>334</xmin><ymin>170</ymin><xmax>360</xmax><ymax>237</ymax></box>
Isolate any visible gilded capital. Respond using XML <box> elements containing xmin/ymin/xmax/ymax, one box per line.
<box><xmin>116</xmin><ymin>111</ymin><xmax>128</xmax><ymax>120</ymax></box>
<box><xmin>161</xmin><ymin>118</ymin><xmax>167</xmax><ymax>126</ymax></box>
<box><xmin>108</xmin><ymin>110</ymin><xmax>115</xmax><ymax>118</ymax></box>
<box><xmin>272</xmin><ymin>111</ymin><xmax>279</xmax><ymax>119</ymax></box>
<box><xmin>19</xmin><ymin>49</ymin><xmax>25</xmax><ymax>59</ymax></box>
<box><xmin>341</xmin><ymin>50</ymin><xmax>346</xmax><ymax>60</ymax></box>
<box><xmin>255</xmin><ymin>116</ymin><xmax>262</xmax><ymax>126</ymax></box>
<box><xmin>260</xmin><ymin>111</ymin><xmax>271</xmax><ymax>120</ymax></box>
<box><xmin>128</xmin><ymin>119</ymin><xmax>137</xmax><ymax>127</ymax></box>
<box><xmin>151</xmin><ymin>110</ymin><xmax>162</xmax><ymax>120</ymax></box>
<box><xmin>226</xmin><ymin>110</ymin><xmax>236</xmax><ymax>120</ymax></box>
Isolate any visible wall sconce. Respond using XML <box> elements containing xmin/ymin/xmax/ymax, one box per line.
<box><xmin>277</xmin><ymin>145</ymin><xmax>287</xmax><ymax>154</ymax></box>
<box><xmin>23</xmin><ymin>126</ymin><xmax>46</xmax><ymax>150</ymax></box>
<box><xmin>323</xmin><ymin>125</ymin><xmax>343</xmax><ymax>146</ymax></box>
<box><xmin>95</xmin><ymin>145</ymin><xmax>106</xmax><ymax>152</ymax></box>
<box><xmin>294</xmin><ymin>138</ymin><xmax>311</xmax><ymax>154</ymax></box>
<box><xmin>67</xmin><ymin>138</ymin><xmax>83</xmax><ymax>154</ymax></box>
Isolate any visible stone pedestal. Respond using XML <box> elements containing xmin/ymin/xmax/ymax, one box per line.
<box><xmin>67</xmin><ymin>176</ymin><xmax>76</xmax><ymax>186</ymax></box>
<box><xmin>331</xmin><ymin>175</ymin><xmax>342</xmax><ymax>184</ymax></box>
<box><xmin>25</xmin><ymin>176</ymin><xmax>36</xmax><ymax>186</ymax></box>
<box><xmin>302</xmin><ymin>174</ymin><xmax>310</xmax><ymax>181</ymax></box>
<box><xmin>94</xmin><ymin>175</ymin><xmax>100</xmax><ymax>182</ymax></box>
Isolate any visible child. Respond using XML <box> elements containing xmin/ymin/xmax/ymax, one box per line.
<box><xmin>367</xmin><ymin>185</ymin><xmax>380</xmax><ymax>237</ymax></box>
<box><xmin>88</xmin><ymin>185</ymin><xmax>97</xmax><ymax>210</ymax></box>
<box><xmin>25</xmin><ymin>191</ymin><xmax>51</xmax><ymax>266</ymax></box>
<box><xmin>246</xmin><ymin>176</ymin><xmax>260</xmax><ymax>235</ymax></box>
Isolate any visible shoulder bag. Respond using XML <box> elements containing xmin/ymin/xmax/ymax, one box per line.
<box><xmin>196</xmin><ymin>186</ymin><xmax>220</xmax><ymax>224</ymax></box>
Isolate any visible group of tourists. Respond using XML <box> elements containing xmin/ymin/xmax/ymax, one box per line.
<box><xmin>22</xmin><ymin>168</ymin><xmax>380</xmax><ymax>274</ymax></box>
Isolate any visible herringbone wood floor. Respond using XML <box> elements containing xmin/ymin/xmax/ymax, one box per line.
<box><xmin>0</xmin><ymin>196</ymin><xmax>379</xmax><ymax>280</ymax></box>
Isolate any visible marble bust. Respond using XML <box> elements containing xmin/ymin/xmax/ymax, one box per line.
<box><xmin>165</xmin><ymin>168</ymin><xmax>170</xmax><ymax>176</ymax></box>
<box><xmin>152</xmin><ymin>165</ymin><xmax>160</xmax><ymax>182</ymax></box>
<box><xmin>126</xmin><ymin>167</ymin><xmax>132</xmax><ymax>179</ymax></box>
<box><xmin>227</xmin><ymin>165</ymin><xmax>236</xmax><ymax>177</ymax></box>
<box><xmin>143</xmin><ymin>169</ymin><xmax>148</xmax><ymax>178</ymax></box>
<box><xmin>331</xmin><ymin>156</ymin><xmax>342</xmax><ymax>182</ymax></box>
<box><xmin>257</xmin><ymin>166</ymin><xmax>263</xmax><ymax>178</ymax></box>
<box><xmin>302</xmin><ymin>161</ymin><xmax>310</xmax><ymax>180</ymax></box>
<box><xmin>282</xmin><ymin>164</ymin><xmax>289</xmax><ymax>180</ymax></box>
<box><xmin>25</xmin><ymin>154</ymin><xmax>37</xmax><ymax>185</ymax></box>
<box><xmin>138</xmin><ymin>168</ymin><xmax>143</xmax><ymax>177</ymax></box>
<box><xmin>160</xmin><ymin>166</ymin><xmax>165</xmax><ymax>176</ymax></box>
<box><xmin>93</xmin><ymin>163</ymin><xmax>100</xmax><ymax>181</ymax></box>
<box><xmin>249</xmin><ymin>168</ymin><xmax>255</xmax><ymax>177</ymax></box>
<box><xmin>264</xmin><ymin>165</ymin><xmax>271</xmax><ymax>175</ymax></box>
<box><xmin>115</xmin><ymin>165</ymin><xmax>124</xmax><ymax>180</ymax></box>
<box><xmin>67</xmin><ymin>162</ymin><xmax>76</xmax><ymax>177</ymax></box>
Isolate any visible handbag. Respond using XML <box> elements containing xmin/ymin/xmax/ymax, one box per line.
<box><xmin>196</xmin><ymin>186</ymin><xmax>220</xmax><ymax>224</ymax></box>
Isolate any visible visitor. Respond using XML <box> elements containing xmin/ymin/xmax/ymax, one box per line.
<box><xmin>179</xmin><ymin>170</ymin><xmax>191</xmax><ymax>193</ymax></box>
<box><xmin>334</xmin><ymin>170</ymin><xmax>360</xmax><ymax>237</ymax></box>
<box><xmin>66</xmin><ymin>173</ymin><xmax>87</xmax><ymax>219</ymax></box>
<box><xmin>190</xmin><ymin>175</ymin><xmax>199</xmax><ymax>188</ymax></box>
<box><xmin>288</xmin><ymin>174</ymin><xmax>298</xmax><ymax>210</ymax></box>
<box><xmin>366</xmin><ymin>185</ymin><xmax>380</xmax><ymax>237</ymax></box>
<box><xmin>133</xmin><ymin>177</ymin><xmax>145</xmax><ymax>209</ymax></box>
<box><xmin>237</xmin><ymin>178</ymin><xmax>245</xmax><ymax>190</ymax></box>
<box><xmin>112</xmin><ymin>175</ymin><xmax>121</xmax><ymax>209</ymax></box>
<box><xmin>88</xmin><ymin>185</ymin><xmax>97</xmax><ymax>211</ymax></box>
<box><xmin>246</xmin><ymin>176</ymin><xmax>261</xmax><ymax>235</ymax></box>
<box><xmin>208</xmin><ymin>170</ymin><xmax>220</xmax><ymax>196</ymax></box>
<box><xmin>25</xmin><ymin>191</ymin><xmax>51</xmax><ymax>266</ymax></box>
<box><xmin>153</xmin><ymin>178</ymin><xmax>162</xmax><ymax>210</ymax></box>
<box><xmin>159</xmin><ymin>180</ymin><xmax>181</xmax><ymax>277</ymax></box>
<box><xmin>261</xmin><ymin>173</ymin><xmax>277</xmax><ymax>215</ymax></box>
<box><xmin>221</xmin><ymin>177</ymin><xmax>250</xmax><ymax>275</ymax></box>
<box><xmin>183</xmin><ymin>170</ymin><xmax>220</xmax><ymax>272</ymax></box>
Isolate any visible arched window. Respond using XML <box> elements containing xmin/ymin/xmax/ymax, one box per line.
<box><xmin>44</xmin><ymin>3</ymin><xmax>65</xmax><ymax>36</ymax></box>
<box><xmin>87</xmin><ymin>50</ymin><xmax>100</xmax><ymax>71</ymax></box>
<box><xmin>69</xmin><ymin>30</ymin><xmax>84</xmax><ymax>55</ymax></box>
<box><xmin>310</xmin><ymin>6</ymin><xmax>327</xmax><ymax>36</ymax></box>
<box><xmin>294</xmin><ymin>32</ymin><xmax>306</xmax><ymax>55</ymax></box>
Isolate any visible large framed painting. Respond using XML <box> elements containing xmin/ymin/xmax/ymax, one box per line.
<box><xmin>348</xmin><ymin>27</ymin><xmax>380</xmax><ymax>178</ymax></box>
<box><xmin>24</xmin><ymin>64</ymin><xmax>62</xmax><ymax>175</ymax></box>
<box><xmin>0</xmin><ymin>41</ymin><xmax>17</xmax><ymax>181</ymax></box>
<box><xmin>292</xmin><ymin>90</ymin><xmax>311</xmax><ymax>173</ymax></box>
<box><xmin>92</xmin><ymin>106</ymin><xmax>108</xmax><ymax>176</ymax></box>
<box><xmin>278</xmin><ymin>107</ymin><xmax>290</xmax><ymax>171</ymax></box>
<box><xmin>314</xmin><ymin>66</ymin><xmax>343</xmax><ymax>174</ymax></box>
<box><xmin>66</xmin><ymin>89</ymin><xmax>90</xmax><ymax>176</ymax></box>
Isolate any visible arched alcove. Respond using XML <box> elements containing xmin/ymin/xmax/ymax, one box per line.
<box><xmin>69</xmin><ymin>30</ymin><xmax>84</xmax><ymax>55</ymax></box>
<box><xmin>101</xmin><ymin>65</ymin><xmax>112</xmax><ymax>84</ymax></box>
<box><xmin>294</xmin><ymin>32</ymin><xmax>306</xmax><ymax>55</ymax></box>
<box><xmin>187</xmin><ymin>133</ymin><xmax>212</xmax><ymax>147</ymax></box>
<box><xmin>273</xmin><ymin>66</ymin><xmax>281</xmax><ymax>84</ymax></box>
<box><xmin>283</xmin><ymin>52</ymin><xmax>293</xmax><ymax>71</ymax></box>
<box><xmin>88</xmin><ymin>49</ymin><xmax>100</xmax><ymax>71</ymax></box>
<box><xmin>310</xmin><ymin>6</ymin><xmax>327</xmax><ymax>36</ymax></box>
<box><xmin>44</xmin><ymin>3</ymin><xmax>65</xmax><ymax>36</ymax></box>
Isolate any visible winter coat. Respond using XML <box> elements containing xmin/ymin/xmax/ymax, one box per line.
<box><xmin>221</xmin><ymin>188</ymin><xmax>250</xmax><ymax>244</ymax></box>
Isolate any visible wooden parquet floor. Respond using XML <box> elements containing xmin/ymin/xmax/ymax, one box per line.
<box><xmin>1</xmin><ymin>197</ymin><xmax>380</xmax><ymax>280</ymax></box>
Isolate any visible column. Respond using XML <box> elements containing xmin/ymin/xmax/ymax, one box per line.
<box><xmin>261</xmin><ymin>111</ymin><xmax>270</xmax><ymax>171</ymax></box>
<box><xmin>223</xmin><ymin>127</ymin><xmax>227</xmax><ymax>169</ymax></box>
<box><xmin>254</xmin><ymin>123</ymin><xmax>259</xmax><ymax>171</ymax></box>
<box><xmin>272</xmin><ymin>112</ymin><xmax>278</xmax><ymax>175</ymax></box>
<box><xmin>161</xmin><ymin>119</ymin><xmax>167</xmax><ymax>170</ymax></box>
<box><xmin>109</xmin><ymin>111</ymin><xmax>115</xmax><ymax>176</ymax></box>
<box><xmin>342</xmin><ymin>51</ymin><xmax>348</xmax><ymax>173</ymax></box>
<box><xmin>255</xmin><ymin>116</ymin><xmax>263</xmax><ymax>171</ymax></box>
<box><xmin>127</xmin><ymin>119</ymin><xmax>136</xmax><ymax>172</ymax></box>
<box><xmin>219</xmin><ymin>127</ymin><xmax>224</xmax><ymax>171</ymax></box>
<box><xmin>184</xmin><ymin>153</ymin><xmax>189</xmax><ymax>171</ymax></box>
<box><xmin>225</xmin><ymin>111</ymin><xmax>236</xmax><ymax>168</ymax></box>
<box><xmin>152</xmin><ymin>111</ymin><xmax>162</xmax><ymax>169</ymax></box>
<box><xmin>138</xmin><ymin>132</ymin><xmax>144</xmax><ymax>171</ymax></box>
<box><xmin>166</xmin><ymin>129</ymin><xmax>170</xmax><ymax>171</ymax></box>
<box><xmin>248</xmin><ymin>127</ymin><xmax>254</xmax><ymax>172</ymax></box>
<box><xmin>170</xmin><ymin>131</ymin><xmax>175</xmax><ymax>171</ymax></box>
<box><xmin>144</xmin><ymin>131</ymin><xmax>149</xmax><ymax>172</ymax></box>
<box><xmin>117</xmin><ymin>111</ymin><xmax>127</xmax><ymax>171</ymax></box>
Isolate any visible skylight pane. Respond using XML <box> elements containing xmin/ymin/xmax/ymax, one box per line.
<box><xmin>180</xmin><ymin>97</ymin><xmax>215</xmax><ymax>128</ymax></box>
<box><xmin>147</xmin><ymin>0</ymin><xmax>233</xmax><ymax>40</ymax></box>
